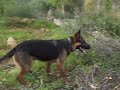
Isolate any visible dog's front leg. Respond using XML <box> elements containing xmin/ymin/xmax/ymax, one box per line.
<box><xmin>45</xmin><ymin>62</ymin><xmax>51</xmax><ymax>75</ymax></box>
<box><xmin>57</xmin><ymin>59</ymin><xmax>68</xmax><ymax>76</ymax></box>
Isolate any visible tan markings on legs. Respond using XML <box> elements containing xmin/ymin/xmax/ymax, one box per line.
<box><xmin>16</xmin><ymin>67</ymin><xmax>31</xmax><ymax>86</ymax></box>
<box><xmin>14</xmin><ymin>52</ymin><xmax>33</xmax><ymax>86</ymax></box>
<box><xmin>13</xmin><ymin>55</ymin><xmax>20</xmax><ymax>68</ymax></box>
<box><xmin>45</xmin><ymin>62</ymin><xmax>51</xmax><ymax>75</ymax></box>
<box><xmin>57</xmin><ymin>59</ymin><xmax>68</xmax><ymax>76</ymax></box>
<box><xmin>56</xmin><ymin>49</ymin><xmax>68</xmax><ymax>76</ymax></box>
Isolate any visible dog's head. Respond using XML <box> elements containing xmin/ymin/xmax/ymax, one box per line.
<box><xmin>71</xmin><ymin>29</ymin><xmax>91</xmax><ymax>53</ymax></box>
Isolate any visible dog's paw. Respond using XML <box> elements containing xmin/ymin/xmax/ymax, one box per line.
<box><xmin>25</xmin><ymin>82</ymin><xmax>32</xmax><ymax>87</ymax></box>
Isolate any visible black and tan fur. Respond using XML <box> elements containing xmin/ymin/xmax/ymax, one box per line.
<box><xmin>0</xmin><ymin>29</ymin><xmax>91</xmax><ymax>86</ymax></box>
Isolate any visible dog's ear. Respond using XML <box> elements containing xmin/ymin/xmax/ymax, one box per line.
<box><xmin>75</xmin><ymin>29</ymin><xmax>81</xmax><ymax>38</ymax></box>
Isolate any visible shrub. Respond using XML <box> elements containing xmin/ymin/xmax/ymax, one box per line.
<box><xmin>77</xmin><ymin>14</ymin><xmax>120</xmax><ymax>36</ymax></box>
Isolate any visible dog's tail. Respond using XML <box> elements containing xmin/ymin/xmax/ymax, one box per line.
<box><xmin>0</xmin><ymin>48</ymin><xmax>16</xmax><ymax>63</ymax></box>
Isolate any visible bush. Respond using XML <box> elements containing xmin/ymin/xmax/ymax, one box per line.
<box><xmin>4</xmin><ymin>0</ymin><xmax>35</xmax><ymax>18</ymax></box>
<box><xmin>70</xmin><ymin>14</ymin><xmax>120</xmax><ymax>37</ymax></box>
<box><xmin>104</xmin><ymin>17</ymin><xmax>120</xmax><ymax>36</ymax></box>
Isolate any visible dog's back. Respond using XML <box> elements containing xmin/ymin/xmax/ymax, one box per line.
<box><xmin>11</xmin><ymin>39</ymin><xmax>70</xmax><ymax>61</ymax></box>
<box><xmin>16</xmin><ymin>40</ymin><xmax>60</xmax><ymax>60</ymax></box>
<box><xmin>0</xmin><ymin>39</ymin><xmax>71</xmax><ymax>63</ymax></box>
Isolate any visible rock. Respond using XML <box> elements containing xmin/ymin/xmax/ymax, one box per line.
<box><xmin>7</xmin><ymin>37</ymin><xmax>17</xmax><ymax>48</ymax></box>
<box><xmin>53</xmin><ymin>19</ymin><xmax>62</xmax><ymax>26</ymax></box>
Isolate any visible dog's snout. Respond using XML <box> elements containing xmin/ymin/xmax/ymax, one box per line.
<box><xmin>80</xmin><ymin>43</ymin><xmax>91</xmax><ymax>49</ymax></box>
<box><xmin>87</xmin><ymin>44</ymin><xmax>91</xmax><ymax>49</ymax></box>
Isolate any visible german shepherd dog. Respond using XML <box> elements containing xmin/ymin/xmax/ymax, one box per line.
<box><xmin>0</xmin><ymin>29</ymin><xmax>91</xmax><ymax>86</ymax></box>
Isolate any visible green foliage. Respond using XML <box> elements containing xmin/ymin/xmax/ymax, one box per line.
<box><xmin>0</xmin><ymin>0</ymin><xmax>119</xmax><ymax>19</ymax></box>
<box><xmin>0</xmin><ymin>68</ymin><xmax>20</xmax><ymax>89</ymax></box>
<box><xmin>48</xmin><ymin>0</ymin><xmax>61</xmax><ymax>7</ymax></box>
<box><xmin>93</xmin><ymin>15</ymin><xmax>120</xmax><ymax>36</ymax></box>
<box><xmin>4</xmin><ymin>0</ymin><xmax>35</xmax><ymax>18</ymax></box>
<box><xmin>32</xmin><ymin>0</ymin><xmax>51</xmax><ymax>16</ymax></box>
<box><xmin>103</xmin><ymin>17</ymin><xmax>120</xmax><ymax>36</ymax></box>
<box><xmin>84</xmin><ymin>0</ymin><xmax>95</xmax><ymax>13</ymax></box>
<box><xmin>103</xmin><ymin>0</ymin><xmax>112</xmax><ymax>13</ymax></box>
<box><xmin>0</xmin><ymin>16</ymin><xmax>7</xmax><ymax>28</ymax></box>
<box><xmin>77</xmin><ymin>14</ymin><xmax>120</xmax><ymax>36</ymax></box>
<box><xmin>30</xmin><ymin>20</ymin><xmax>58</xmax><ymax>29</ymax></box>
<box><xmin>0</xmin><ymin>0</ymin><xmax>4</xmax><ymax>16</ymax></box>
<box><xmin>0</xmin><ymin>17</ymin><xmax>58</xmax><ymax>29</ymax></box>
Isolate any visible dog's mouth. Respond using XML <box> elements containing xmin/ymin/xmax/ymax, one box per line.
<box><xmin>78</xmin><ymin>47</ymin><xmax>86</xmax><ymax>53</ymax></box>
<box><xmin>77</xmin><ymin>44</ymin><xmax>91</xmax><ymax>53</ymax></box>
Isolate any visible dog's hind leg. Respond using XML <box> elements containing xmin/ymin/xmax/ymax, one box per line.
<box><xmin>14</xmin><ymin>52</ymin><xmax>32</xmax><ymax>86</ymax></box>
<box><xmin>17</xmin><ymin>67</ymin><xmax>32</xmax><ymax>86</ymax></box>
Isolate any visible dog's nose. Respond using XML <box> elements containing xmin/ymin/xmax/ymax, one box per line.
<box><xmin>85</xmin><ymin>44</ymin><xmax>91</xmax><ymax>49</ymax></box>
<box><xmin>87</xmin><ymin>45</ymin><xmax>91</xmax><ymax>49</ymax></box>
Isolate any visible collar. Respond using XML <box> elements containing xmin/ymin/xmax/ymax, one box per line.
<box><xmin>66</xmin><ymin>38</ymin><xmax>73</xmax><ymax>55</ymax></box>
<box><xmin>67</xmin><ymin>38</ymin><xmax>71</xmax><ymax>44</ymax></box>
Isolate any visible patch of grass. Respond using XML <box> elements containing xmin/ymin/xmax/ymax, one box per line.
<box><xmin>30</xmin><ymin>20</ymin><xmax>58</xmax><ymax>29</ymax></box>
<box><xmin>1</xmin><ymin>17</ymin><xmax>59</xmax><ymax>30</ymax></box>
<box><xmin>45</xmin><ymin>28</ymin><xmax>68</xmax><ymax>39</ymax></box>
<box><xmin>0</xmin><ymin>68</ymin><xmax>20</xmax><ymax>89</ymax></box>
